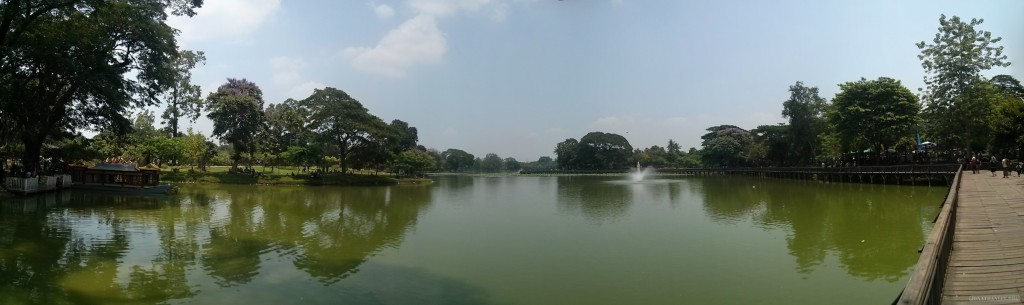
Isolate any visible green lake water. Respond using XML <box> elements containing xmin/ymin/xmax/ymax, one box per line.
<box><xmin>0</xmin><ymin>175</ymin><xmax>946</xmax><ymax>305</ymax></box>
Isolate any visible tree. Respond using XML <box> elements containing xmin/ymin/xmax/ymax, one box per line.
<box><xmin>637</xmin><ymin>145</ymin><xmax>669</xmax><ymax>168</ymax></box>
<box><xmin>207</xmin><ymin>78</ymin><xmax>266</xmax><ymax>170</ymax></box>
<box><xmin>182</xmin><ymin>128</ymin><xmax>208</xmax><ymax>170</ymax></box>
<box><xmin>264</xmin><ymin>98</ymin><xmax>309</xmax><ymax>154</ymax></box>
<box><xmin>160</xmin><ymin>50</ymin><xmax>206</xmax><ymax>138</ymax></box>
<box><xmin>700</xmin><ymin>125</ymin><xmax>752</xmax><ymax>167</ymax></box>
<box><xmin>301</xmin><ymin>87</ymin><xmax>387</xmax><ymax>173</ymax></box>
<box><xmin>918</xmin><ymin>14</ymin><xmax>1010</xmax><ymax>151</ymax></box>
<box><xmin>988</xmin><ymin>75</ymin><xmax>1024</xmax><ymax>155</ymax></box>
<box><xmin>481</xmin><ymin>153</ymin><xmax>503</xmax><ymax>172</ymax></box>
<box><xmin>576</xmin><ymin>132</ymin><xmax>633</xmax><ymax>170</ymax></box>
<box><xmin>0</xmin><ymin>0</ymin><xmax>202</xmax><ymax>171</ymax></box>
<box><xmin>504</xmin><ymin>157</ymin><xmax>521</xmax><ymax>172</ymax></box>
<box><xmin>990</xmin><ymin>75</ymin><xmax>1024</xmax><ymax>99</ymax></box>
<box><xmin>395</xmin><ymin>149</ymin><xmax>435</xmax><ymax>177</ymax></box>
<box><xmin>554</xmin><ymin>138</ymin><xmax>579</xmax><ymax>169</ymax></box>
<box><xmin>441</xmin><ymin>149</ymin><xmax>475</xmax><ymax>172</ymax></box>
<box><xmin>829</xmin><ymin>77</ymin><xmax>921</xmax><ymax>156</ymax></box>
<box><xmin>387</xmin><ymin>119</ymin><xmax>418</xmax><ymax>154</ymax></box>
<box><xmin>781</xmin><ymin>81</ymin><xmax>828</xmax><ymax>164</ymax></box>
<box><xmin>750</xmin><ymin>124</ymin><xmax>790</xmax><ymax>166</ymax></box>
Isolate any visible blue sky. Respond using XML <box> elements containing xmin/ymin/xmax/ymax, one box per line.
<box><xmin>157</xmin><ymin>0</ymin><xmax>1023</xmax><ymax>161</ymax></box>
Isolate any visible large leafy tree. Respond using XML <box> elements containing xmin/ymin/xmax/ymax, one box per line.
<box><xmin>206</xmin><ymin>78</ymin><xmax>266</xmax><ymax>170</ymax></box>
<box><xmin>781</xmin><ymin>81</ymin><xmax>828</xmax><ymax>165</ymax></box>
<box><xmin>442</xmin><ymin>148</ymin><xmax>475</xmax><ymax>172</ymax></box>
<box><xmin>829</xmin><ymin>77</ymin><xmax>920</xmax><ymax>155</ymax></box>
<box><xmin>990</xmin><ymin>75</ymin><xmax>1024</xmax><ymax>100</ymax></box>
<box><xmin>387</xmin><ymin>119</ymin><xmax>418</xmax><ymax>154</ymax></box>
<box><xmin>917</xmin><ymin>14</ymin><xmax>1010</xmax><ymax>151</ymax></box>
<box><xmin>161</xmin><ymin>50</ymin><xmax>206</xmax><ymax>138</ymax></box>
<box><xmin>700</xmin><ymin>125</ymin><xmax>752</xmax><ymax>167</ymax></box>
<box><xmin>394</xmin><ymin>149</ymin><xmax>435</xmax><ymax>177</ymax></box>
<box><xmin>263</xmin><ymin>98</ymin><xmax>309</xmax><ymax>153</ymax></box>
<box><xmin>554</xmin><ymin>138</ymin><xmax>579</xmax><ymax>169</ymax></box>
<box><xmin>750</xmin><ymin>124</ymin><xmax>790</xmax><ymax>166</ymax></box>
<box><xmin>576</xmin><ymin>131</ymin><xmax>633</xmax><ymax>170</ymax></box>
<box><xmin>480</xmin><ymin>153</ymin><xmax>503</xmax><ymax>172</ymax></box>
<box><xmin>300</xmin><ymin>87</ymin><xmax>388</xmax><ymax>173</ymax></box>
<box><xmin>985</xmin><ymin>77</ymin><xmax>1024</xmax><ymax>155</ymax></box>
<box><xmin>0</xmin><ymin>0</ymin><xmax>203</xmax><ymax>171</ymax></box>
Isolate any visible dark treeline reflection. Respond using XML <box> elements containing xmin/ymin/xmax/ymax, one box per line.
<box><xmin>698</xmin><ymin>176</ymin><xmax>942</xmax><ymax>282</ymax></box>
<box><xmin>555</xmin><ymin>176</ymin><xmax>632</xmax><ymax>222</ymax></box>
<box><xmin>0</xmin><ymin>185</ymin><xmax>436</xmax><ymax>304</ymax></box>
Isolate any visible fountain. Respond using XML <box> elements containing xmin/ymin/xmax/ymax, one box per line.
<box><xmin>631</xmin><ymin>161</ymin><xmax>650</xmax><ymax>181</ymax></box>
<box><xmin>608</xmin><ymin>162</ymin><xmax>676</xmax><ymax>185</ymax></box>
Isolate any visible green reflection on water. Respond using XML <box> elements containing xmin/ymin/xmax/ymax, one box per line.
<box><xmin>0</xmin><ymin>176</ymin><xmax>944</xmax><ymax>305</ymax></box>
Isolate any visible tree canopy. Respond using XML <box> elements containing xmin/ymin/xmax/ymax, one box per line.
<box><xmin>781</xmin><ymin>81</ymin><xmax>828</xmax><ymax>164</ymax></box>
<box><xmin>918</xmin><ymin>14</ymin><xmax>1010</xmax><ymax>151</ymax></box>
<box><xmin>829</xmin><ymin>77</ymin><xmax>920</xmax><ymax>154</ymax></box>
<box><xmin>207</xmin><ymin>78</ymin><xmax>266</xmax><ymax>169</ymax></box>
<box><xmin>0</xmin><ymin>0</ymin><xmax>203</xmax><ymax>171</ymax></box>
<box><xmin>301</xmin><ymin>87</ymin><xmax>388</xmax><ymax>172</ymax></box>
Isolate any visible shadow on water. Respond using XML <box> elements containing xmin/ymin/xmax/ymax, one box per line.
<box><xmin>696</xmin><ymin>176</ymin><xmax>944</xmax><ymax>282</ymax></box>
<box><xmin>0</xmin><ymin>184</ymin><xmax>496</xmax><ymax>305</ymax></box>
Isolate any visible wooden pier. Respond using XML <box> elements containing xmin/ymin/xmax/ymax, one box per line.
<box><xmin>899</xmin><ymin>169</ymin><xmax>1024</xmax><ymax>304</ymax></box>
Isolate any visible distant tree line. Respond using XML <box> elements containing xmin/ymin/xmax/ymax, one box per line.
<box><xmin>698</xmin><ymin>15</ymin><xmax>1022</xmax><ymax>167</ymax></box>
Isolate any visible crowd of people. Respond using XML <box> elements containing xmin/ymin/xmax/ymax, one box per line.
<box><xmin>964</xmin><ymin>154</ymin><xmax>1023</xmax><ymax>178</ymax></box>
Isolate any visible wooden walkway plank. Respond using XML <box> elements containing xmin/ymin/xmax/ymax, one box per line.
<box><xmin>942</xmin><ymin>173</ymin><xmax>1024</xmax><ymax>304</ymax></box>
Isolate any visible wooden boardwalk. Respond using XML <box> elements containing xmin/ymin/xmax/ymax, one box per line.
<box><xmin>943</xmin><ymin>172</ymin><xmax>1024</xmax><ymax>304</ymax></box>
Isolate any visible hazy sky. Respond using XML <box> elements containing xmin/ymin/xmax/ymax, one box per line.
<box><xmin>156</xmin><ymin>0</ymin><xmax>1023</xmax><ymax>161</ymax></box>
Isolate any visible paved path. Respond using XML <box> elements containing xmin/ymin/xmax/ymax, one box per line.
<box><xmin>943</xmin><ymin>171</ymin><xmax>1024</xmax><ymax>304</ymax></box>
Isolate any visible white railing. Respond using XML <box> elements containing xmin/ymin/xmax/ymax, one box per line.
<box><xmin>5</xmin><ymin>177</ymin><xmax>39</xmax><ymax>193</ymax></box>
<box><xmin>61</xmin><ymin>174</ymin><xmax>72</xmax><ymax>188</ymax></box>
<box><xmin>41</xmin><ymin>176</ymin><xmax>58</xmax><ymax>190</ymax></box>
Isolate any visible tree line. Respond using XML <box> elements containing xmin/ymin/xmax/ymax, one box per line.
<box><xmin>700</xmin><ymin>15</ymin><xmax>1022</xmax><ymax>167</ymax></box>
<box><xmin>0</xmin><ymin>6</ymin><xmax>1018</xmax><ymax>175</ymax></box>
<box><xmin>548</xmin><ymin>15</ymin><xmax>1022</xmax><ymax>170</ymax></box>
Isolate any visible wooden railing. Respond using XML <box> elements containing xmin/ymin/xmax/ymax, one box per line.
<box><xmin>725</xmin><ymin>164</ymin><xmax>959</xmax><ymax>174</ymax></box>
<box><xmin>519</xmin><ymin>164</ymin><xmax>959</xmax><ymax>175</ymax></box>
<box><xmin>896</xmin><ymin>166</ymin><xmax>962</xmax><ymax>305</ymax></box>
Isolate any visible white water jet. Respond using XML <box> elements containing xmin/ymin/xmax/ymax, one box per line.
<box><xmin>631</xmin><ymin>161</ymin><xmax>652</xmax><ymax>181</ymax></box>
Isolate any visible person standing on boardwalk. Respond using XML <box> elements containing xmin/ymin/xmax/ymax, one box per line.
<box><xmin>1016</xmin><ymin>161</ymin><xmax>1023</xmax><ymax>177</ymax></box>
<box><xmin>989</xmin><ymin>156</ymin><xmax>998</xmax><ymax>177</ymax></box>
<box><xmin>1002</xmin><ymin>158</ymin><xmax>1010</xmax><ymax>178</ymax></box>
<box><xmin>970</xmin><ymin>155</ymin><xmax>979</xmax><ymax>174</ymax></box>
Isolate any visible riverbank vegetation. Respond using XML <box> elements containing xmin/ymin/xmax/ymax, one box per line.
<box><xmin>0</xmin><ymin>7</ymin><xmax>1017</xmax><ymax>180</ymax></box>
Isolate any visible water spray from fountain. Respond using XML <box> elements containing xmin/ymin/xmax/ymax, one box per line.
<box><xmin>631</xmin><ymin>161</ymin><xmax>651</xmax><ymax>181</ymax></box>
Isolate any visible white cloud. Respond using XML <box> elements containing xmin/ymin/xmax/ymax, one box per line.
<box><xmin>168</xmin><ymin>0</ymin><xmax>281</xmax><ymax>45</ymax></box>
<box><xmin>287</xmin><ymin>81</ymin><xmax>326</xmax><ymax>100</ymax></box>
<box><xmin>344</xmin><ymin>15</ymin><xmax>447</xmax><ymax>77</ymax></box>
<box><xmin>269</xmin><ymin>56</ymin><xmax>308</xmax><ymax>85</ymax></box>
<box><xmin>345</xmin><ymin>0</ymin><xmax>516</xmax><ymax>77</ymax></box>
<box><xmin>369</xmin><ymin>2</ymin><xmax>396</xmax><ymax>19</ymax></box>
<box><xmin>491</xmin><ymin>2</ymin><xmax>509</xmax><ymax>22</ymax></box>
<box><xmin>408</xmin><ymin>0</ymin><xmax>493</xmax><ymax>16</ymax></box>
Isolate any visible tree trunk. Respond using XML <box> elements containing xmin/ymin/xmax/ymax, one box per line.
<box><xmin>21</xmin><ymin>133</ymin><xmax>42</xmax><ymax>174</ymax></box>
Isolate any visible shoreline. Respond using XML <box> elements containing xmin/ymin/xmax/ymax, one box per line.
<box><xmin>161</xmin><ymin>170</ymin><xmax>433</xmax><ymax>186</ymax></box>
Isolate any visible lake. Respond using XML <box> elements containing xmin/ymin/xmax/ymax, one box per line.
<box><xmin>0</xmin><ymin>175</ymin><xmax>946</xmax><ymax>305</ymax></box>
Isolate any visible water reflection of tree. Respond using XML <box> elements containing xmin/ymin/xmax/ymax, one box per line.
<box><xmin>556</xmin><ymin>176</ymin><xmax>631</xmax><ymax>222</ymax></box>
<box><xmin>698</xmin><ymin>177</ymin><xmax>938</xmax><ymax>281</ymax></box>
<box><xmin>0</xmin><ymin>184</ymin><xmax>435</xmax><ymax>304</ymax></box>
<box><xmin>195</xmin><ymin>185</ymin><xmax>435</xmax><ymax>285</ymax></box>
<box><xmin>0</xmin><ymin>192</ymin><xmax>194</xmax><ymax>304</ymax></box>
